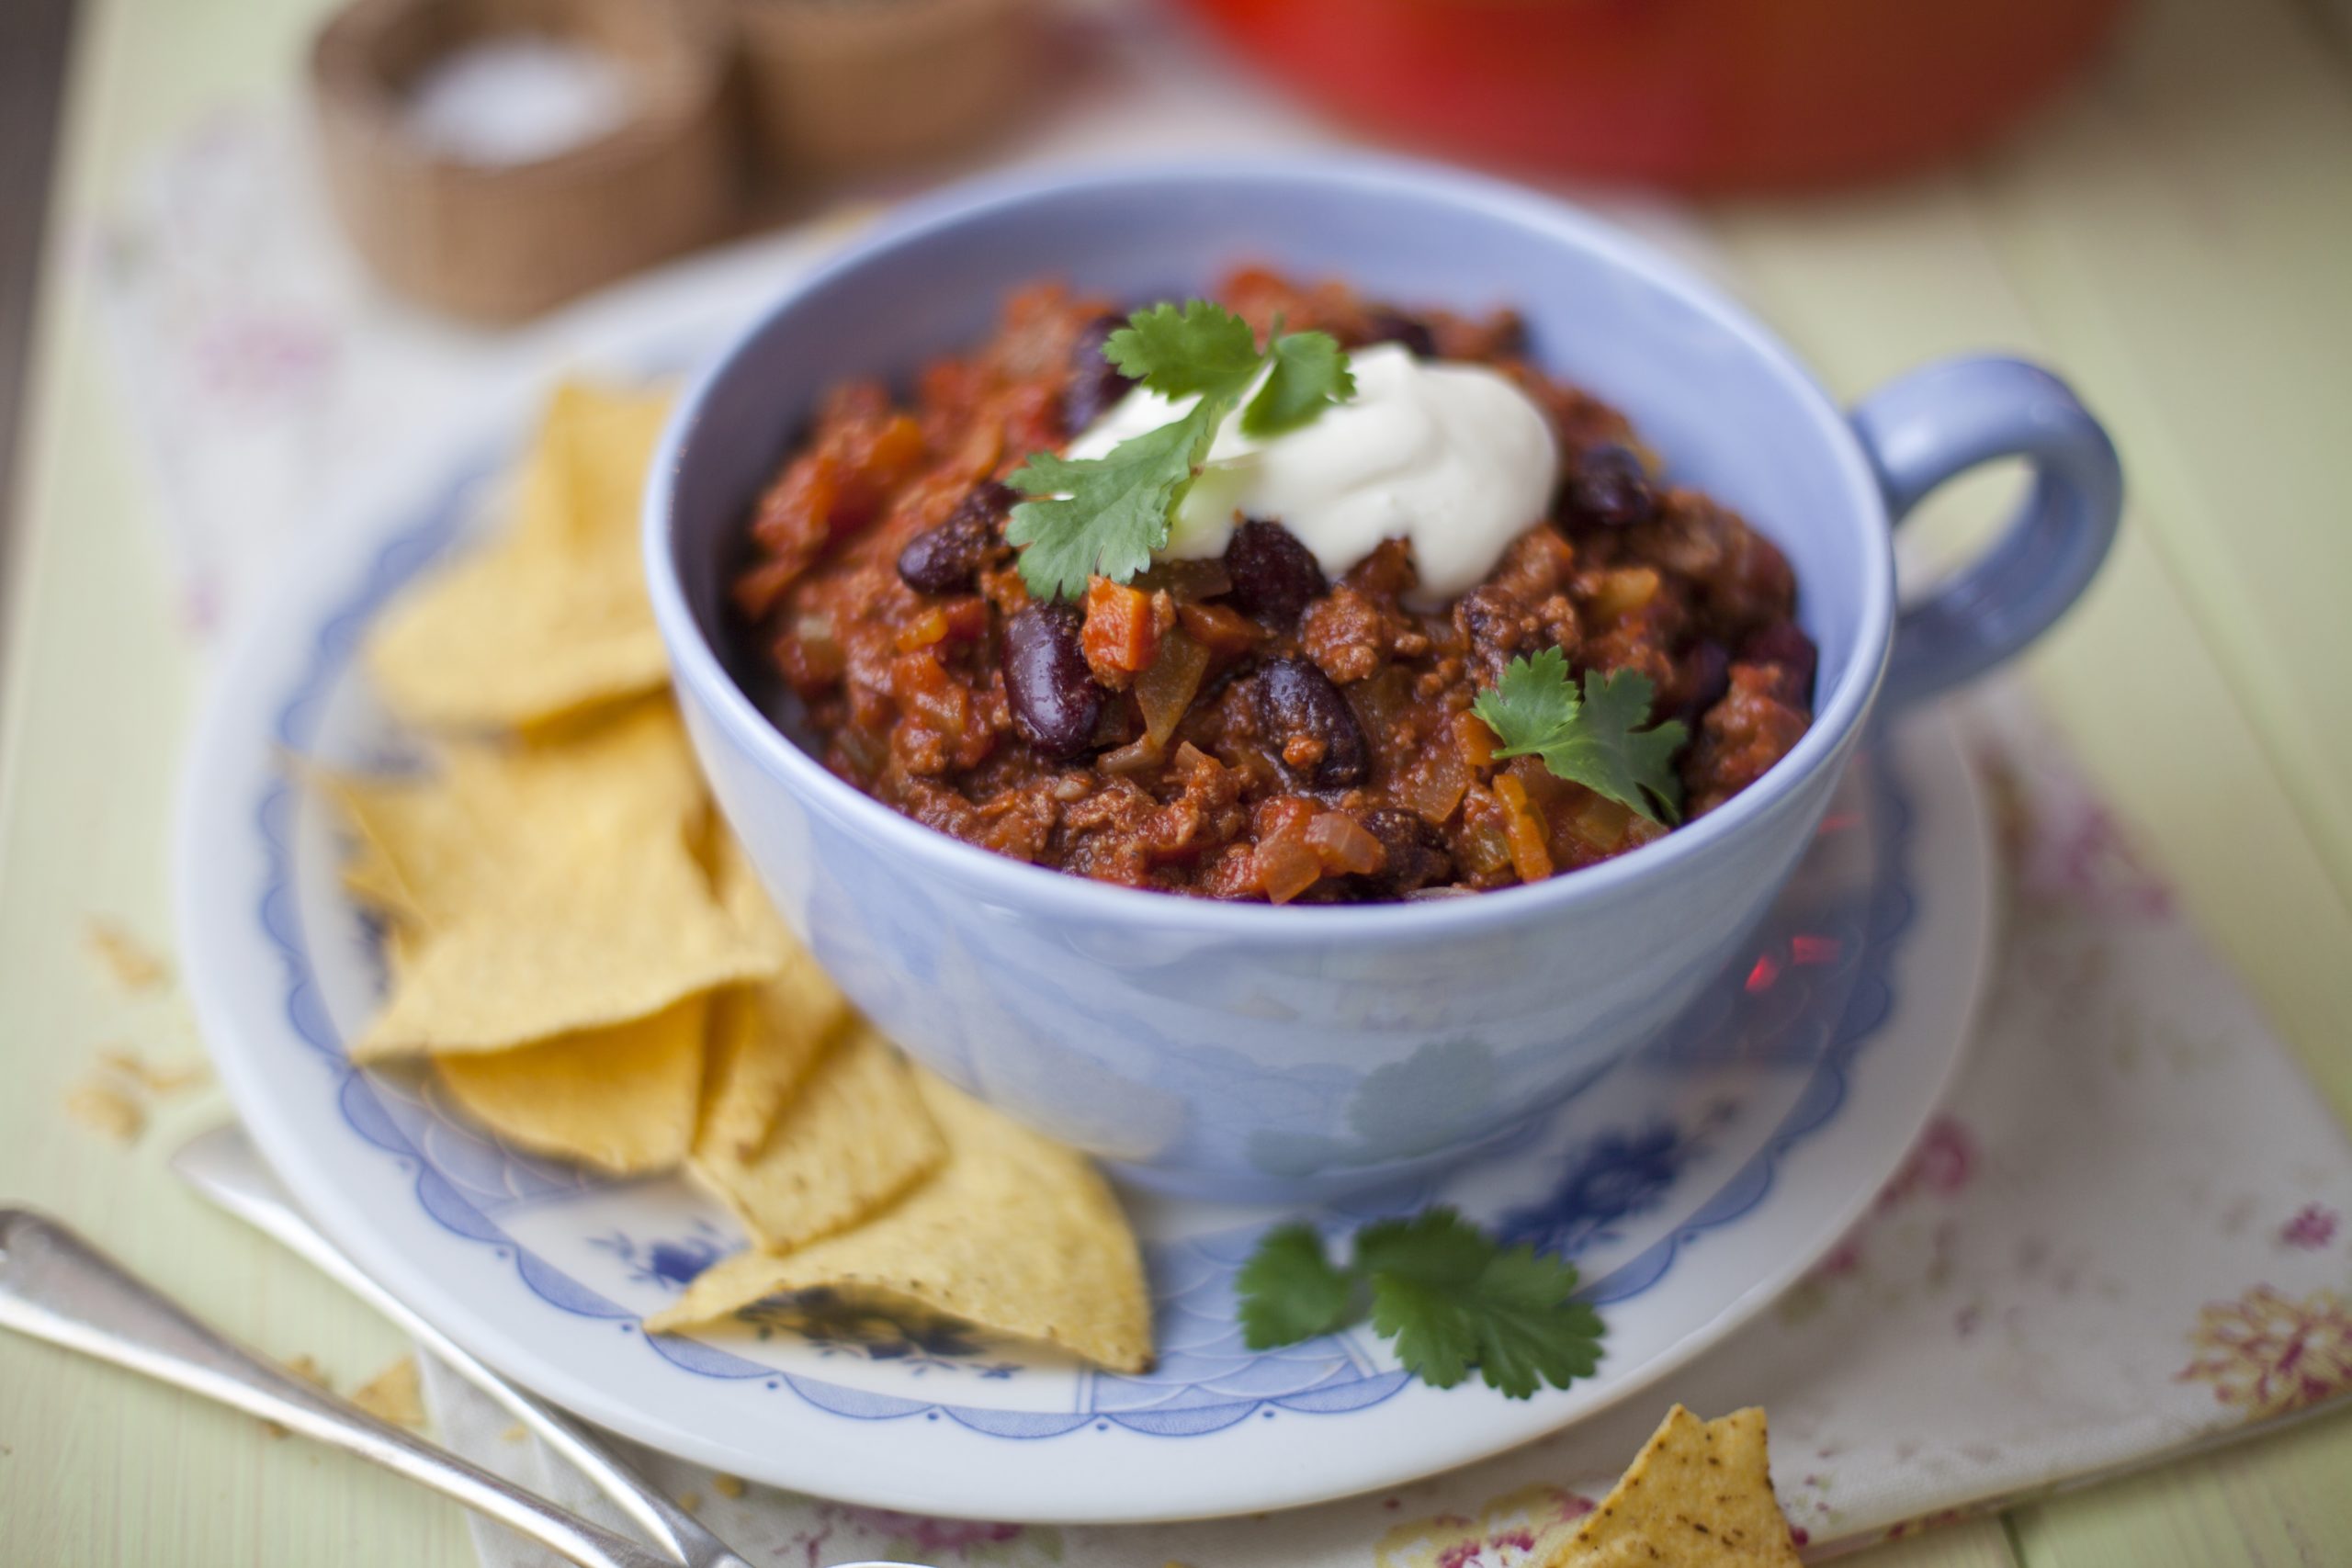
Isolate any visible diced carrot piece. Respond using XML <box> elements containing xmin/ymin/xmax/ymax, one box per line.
<box><xmin>1456</xmin><ymin>710</ymin><xmax>1497</xmax><ymax>771</ymax></box>
<box><xmin>895</xmin><ymin>606</ymin><xmax>952</xmax><ymax>652</ymax></box>
<box><xmin>1494</xmin><ymin>773</ymin><xmax>1555</xmax><ymax>885</ymax></box>
<box><xmin>1082</xmin><ymin>577</ymin><xmax>1161</xmax><ymax>675</ymax></box>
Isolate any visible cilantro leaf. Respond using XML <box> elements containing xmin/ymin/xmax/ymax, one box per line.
<box><xmin>1351</xmin><ymin>1207</ymin><xmax>1493</xmax><ymax>1281</ymax></box>
<box><xmin>1006</xmin><ymin>403</ymin><xmax>1220</xmax><ymax>602</ymax></box>
<box><xmin>1471</xmin><ymin>648</ymin><xmax>1688</xmax><ymax>824</ymax></box>
<box><xmin>1008</xmin><ymin>300</ymin><xmax>1356</xmax><ymax>600</ymax></box>
<box><xmin>1234</xmin><ymin>1224</ymin><xmax>1355</xmax><ymax>1349</ymax></box>
<box><xmin>1104</xmin><ymin>300</ymin><xmax>1265</xmax><ymax>399</ymax></box>
<box><xmin>1240</xmin><ymin>328</ymin><xmax>1355</xmax><ymax>437</ymax></box>
<box><xmin>1450</xmin><ymin>1247</ymin><xmax>1605</xmax><ymax>1399</ymax></box>
<box><xmin>1232</xmin><ymin>1205</ymin><xmax>1605</xmax><ymax>1400</ymax></box>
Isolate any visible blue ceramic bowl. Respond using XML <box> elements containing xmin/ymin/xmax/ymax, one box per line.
<box><xmin>647</xmin><ymin>156</ymin><xmax>2120</xmax><ymax>1203</ymax></box>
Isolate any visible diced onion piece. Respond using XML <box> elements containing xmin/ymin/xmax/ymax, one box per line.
<box><xmin>1251</xmin><ymin>799</ymin><xmax>1325</xmax><ymax>904</ymax></box>
<box><xmin>1175</xmin><ymin>600</ymin><xmax>1260</xmax><ymax>657</ymax></box>
<box><xmin>1349</xmin><ymin>667</ymin><xmax>1412</xmax><ymax>738</ymax></box>
<box><xmin>1136</xmin><ymin>558</ymin><xmax>1233</xmax><ymax>601</ymax></box>
<box><xmin>1493</xmin><ymin>773</ymin><xmax>1555</xmax><ymax>885</ymax></box>
<box><xmin>1306</xmin><ymin>811</ymin><xmax>1385</xmax><ymax>876</ymax></box>
<box><xmin>1589</xmin><ymin>566</ymin><xmax>1661</xmax><ymax>624</ymax></box>
<box><xmin>1565</xmin><ymin>789</ymin><xmax>1634</xmax><ymax>855</ymax></box>
<box><xmin>1098</xmin><ymin>735</ymin><xmax>1163</xmax><ymax>775</ymax></box>
<box><xmin>1458</xmin><ymin>818</ymin><xmax>1513</xmax><ymax>879</ymax></box>
<box><xmin>1133</xmin><ymin>626</ymin><xmax>1209</xmax><ymax>750</ymax></box>
<box><xmin>1396</xmin><ymin>740</ymin><xmax>1471</xmax><ymax>826</ymax></box>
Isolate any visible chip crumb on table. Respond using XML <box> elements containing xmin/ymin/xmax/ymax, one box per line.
<box><xmin>84</xmin><ymin>917</ymin><xmax>171</xmax><ymax>992</ymax></box>
<box><xmin>710</xmin><ymin>1472</ymin><xmax>745</xmax><ymax>1500</ymax></box>
<box><xmin>64</xmin><ymin>1078</ymin><xmax>144</xmax><ymax>1144</ymax></box>
<box><xmin>349</xmin><ymin>1355</ymin><xmax>426</xmax><ymax>1430</ymax></box>
<box><xmin>260</xmin><ymin>1355</ymin><xmax>333</xmax><ymax>1439</ymax></box>
<box><xmin>96</xmin><ymin>1046</ymin><xmax>209</xmax><ymax>1096</ymax></box>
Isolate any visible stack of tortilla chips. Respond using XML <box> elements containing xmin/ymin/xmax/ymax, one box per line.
<box><xmin>320</xmin><ymin>379</ymin><xmax>1150</xmax><ymax>1375</ymax></box>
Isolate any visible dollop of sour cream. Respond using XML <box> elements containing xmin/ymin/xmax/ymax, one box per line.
<box><xmin>1064</xmin><ymin>343</ymin><xmax>1558</xmax><ymax>608</ymax></box>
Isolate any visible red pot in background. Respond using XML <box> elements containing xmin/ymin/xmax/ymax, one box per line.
<box><xmin>1179</xmin><ymin>0</ymin><xmax>2132</xmax><ymax>190</ymax></box>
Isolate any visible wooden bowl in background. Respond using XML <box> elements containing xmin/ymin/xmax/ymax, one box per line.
<box><xmin>311</xmin><ymin>0</ymin><xmax>740</xmax><ymax>323</ymax></box>
<box><xmin>733</xmin><ymin>0</ymin><xmax>1037</xmax><ymax>180</ymax></box>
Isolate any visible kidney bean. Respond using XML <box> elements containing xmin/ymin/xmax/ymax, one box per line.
<box><xmin>1566</xmin><ymin>443</ymin><xmax>1658</xmax><ymax>529</ymax></box>
<box><xmin>1256</xmin><ymin>656</ymin><xmax>1369</xmax><ymax>788</ymax></box>
<box><xmin>1740</xmin><ymin>622</ymin><xmax>1819</xmax><ymax>707</ymax></box>
<box><xmin>1223</xmin><ymin>519</ymin><xmax>1328</xmax><ymax>629</ymax></box>
<box><xmin>898</xmin><ymin>481</ymin><xmax>1016</xmax><ymax>595</ymax></box>
<box><xmin>1061</xmin><ymin>312</ymin><xmax>1137</xmax><ymax>434</ymax></box>
<box><xmin>1002</xmin><ymin>603</ymin><xmax>1103</xmax><ymax>759</ymax></box>
<box><xmin>1358</xmin><ymin>308</ymin><xmax>1438</xmax><ymax>358</ymax></box>
<box><xmin>1359</xmin><ymin>806</ymin><xmax>1453</xmax><ymax>895</ymax></box>
<box><xmin>1675</xmin><ymin>638</ymin><xmax>1733</xmax><ymax>727</ymax></box>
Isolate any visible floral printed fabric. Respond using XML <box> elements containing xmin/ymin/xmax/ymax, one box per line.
<box><xmin>411</xmin><ymin>691</ymin><xmax>2352</xmax><ymax>1565</ymax></box>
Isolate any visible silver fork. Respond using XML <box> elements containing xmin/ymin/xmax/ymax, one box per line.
<box><xmin>166</xmin><ymin>1126</ymin><xmax>763</xmax><ymax>1568</ymax></box>
<box><xmin>0</xmin><ymin>1126</ymin><xmax>920</xmax><ymax>1568</ymax></box>
<box><xmin>0</xmin><ymin>1205</ymin><xmax>685</xmax><ymax>1568</ymax></box>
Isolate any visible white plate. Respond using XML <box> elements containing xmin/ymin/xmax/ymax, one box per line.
<box><xmin>176</xmin><ymin>270</ymin><xmax>1992</xmax><ymax>1526</ymax></box>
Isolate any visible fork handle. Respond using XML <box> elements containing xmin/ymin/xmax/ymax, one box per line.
<box><xmin>175</xmin><ymin>1132</ymin><xmax>732</xmax><ymax>1566</ymax></box>
<box><xmin>0</xmin><ymin>1209</ymin><xmax>677</xmax><ymax>1568</ymax></box>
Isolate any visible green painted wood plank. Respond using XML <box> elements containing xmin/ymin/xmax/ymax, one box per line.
<box><xmin>1849</xmin><ymin>1517</ymin><xmax>2021</xmax><ymax>1568</ymax></box>
<box><xmin>0</xmin><ymin>0</ymin><xmax>473</xmax><ymax>1561</ymax></box>
<box><xmin>2009</xmin><ymin>1411</ymin><xmax>2352</xmax><ymax>1568</ymax></box>
<box><xmin>1966</xmin><ymin>0</ymin><xmax>2352</xmax><ymax>916</ymax></box>
<box><xmin>1708</xmin><ymin>189</ymin><xmax>2352</xmax><ymax>1123</ymax></box>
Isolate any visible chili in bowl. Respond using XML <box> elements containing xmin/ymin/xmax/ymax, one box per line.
<box><xmin>729</xmin><ymin>270</ymin><xmax>1817</xmax><ymax>904</ymax></box>
<box><xmin>646</xmin><ymin>156</ymin><xmax>2119</xmax><ymax>1202</ymax></box>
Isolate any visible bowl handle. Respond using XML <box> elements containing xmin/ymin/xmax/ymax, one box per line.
<box><xmin>1849</xmin><ymin>356</ymin><xmax>2122</xmax><ymax>708</ymax></box>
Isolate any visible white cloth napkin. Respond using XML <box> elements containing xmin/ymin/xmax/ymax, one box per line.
<box><xmin>93</xmin><ymin>10</ymin><xmax>2352</xmax><ymax>1559</ymax></box>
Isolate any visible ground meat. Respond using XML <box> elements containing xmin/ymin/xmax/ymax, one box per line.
<box><xmin>732</xmin><ymin>270</ymin><xmax>1816</xmax><ymax>902</ymax></box>
<box><xmin>1683</xmin><ymin>664</ymin><xmax>1813</xmax><ymax>817</ymax></box>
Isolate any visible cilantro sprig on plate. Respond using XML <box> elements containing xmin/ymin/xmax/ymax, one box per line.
<box><xmin>1006</xmin><ymin>302</ymin><xmax>1355</xmax><ymax>602</ymax></box>
<box><xmin>1473</xmin><ymin>648</ymin><xmax>1688</xmax><ymax>825</ymax></box>
<box><xmin>1236</xmin><ymin>1208</ymin><xmax>1605</xmax><ymax>1400</ymax></box>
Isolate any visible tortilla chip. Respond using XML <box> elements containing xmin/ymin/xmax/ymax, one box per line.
<box><xmin>316</xmin><ymin>703</ymin><xmax>703</xmax><ymax>924</ymax></box>
<box><xmin>692</xmin><ymin>1021</ymin><xmax>944</xmax><ymax>1251</ymax></box>
<box><xmin>321</xmin><ymin>705</ymin><xmax>772</xmax><ymax>1057</ymax></box>
<box><xmin>366</xmin><ymin>379</ymin><xmax>675</xmax><ymax>731</ymax></box>
<box><xmin>712</xmin><ymin>829</ymin><xmax>797</xmax><ymax>966</ymax></box>
<box><xmin>693</xmin><ymin>835</ymin><xmax>852</xmax><ymax>1155</ymax></box>
<box><xmin>435</xmin><ymin>996</ymin><xmax>708</xmax><ymax>1173</ymax></box>
<box><xmin>1538</xmin><ymin>1406</ymin><xmax>1800</xmax><ymax>1567</ymax></box>
<box><xmin>650</xmin><ymin>1070</ymin><xmax>1151</xmax><ymax>1372</ymax></box>
<box><xmin>359</xmin><ymin>831</ymin><xmax>763</xmax><ymax>1056</ymax></box>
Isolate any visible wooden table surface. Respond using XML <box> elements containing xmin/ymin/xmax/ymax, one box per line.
<box><xmin>4</xmin><ymin>0</ymin><xmax>2349</xmax><ymax>1562</ymax></box>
